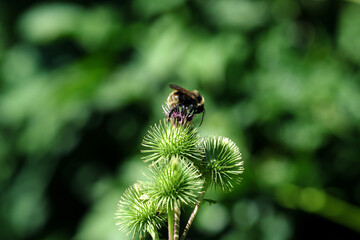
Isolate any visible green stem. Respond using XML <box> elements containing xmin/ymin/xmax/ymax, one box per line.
<box><xmin>174</xmin><ymin>201</ymin><xmax>181</xmax><ymax>240</ymax></box>
<box><xmin>168</xmin><ymin>207</ymin><xmax>174</xmax><ymax>240</ymax></box>
<box><xmin>180</xmin><ymin>183</ymin><xmax>208</xmax><ymax>240</ymax></box>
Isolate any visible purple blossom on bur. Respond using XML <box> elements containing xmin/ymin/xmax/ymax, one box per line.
<box><xmin>162</xmin><ymin>104</ymin><xmax>194</xmax><ymax>124</ymax></box>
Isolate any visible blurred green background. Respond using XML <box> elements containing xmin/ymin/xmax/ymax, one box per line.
<box><xmin>1</xmin><ymin>0</ymin><xmax>360</xmax><ymax>239</ymax></box>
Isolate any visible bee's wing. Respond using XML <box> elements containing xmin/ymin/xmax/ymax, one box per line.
<box><xmin>169</xmin><ymin>84</ymin><xmax>197</xmax><ymax>100</ymax></box>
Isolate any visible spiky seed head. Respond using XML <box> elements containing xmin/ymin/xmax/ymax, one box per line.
<box><xmin>115</xmin><ymin>183</ymin><xmax>166</xmax><ymax>239</ymax></box>
<box><xmin>143</xmin><ymin>156</ymin><xmax>204</xmax><ymax>211</ymax></box>
<box><xmin>203</xmin><ymin>136</ymin><xmax>244</xmax><ymax>191</ymax></box>
<box><xmin>141</xmin><ymin>119</ymin><xmax>204</xmax><ymax>165</ymax></box>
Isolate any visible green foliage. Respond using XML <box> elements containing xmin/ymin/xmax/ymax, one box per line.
<box><xmin>1</xmin><ymin>0</ymin><xmax>360</xmax><ymax>240</ymax></box>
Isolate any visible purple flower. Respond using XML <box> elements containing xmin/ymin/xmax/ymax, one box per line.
<box><xmin>162</xmin><ymin>104</ymin><xmax>194</xmax><ymax>124</ymax></box>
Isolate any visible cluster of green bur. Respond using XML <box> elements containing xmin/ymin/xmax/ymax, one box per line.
<box><xmin>115</xmin><ymin>119</ymin><xmax>244</xmax><ymax>240</ymax></box>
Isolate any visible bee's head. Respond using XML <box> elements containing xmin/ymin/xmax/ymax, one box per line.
<box><xmin>194</xmin><ymin>104</ymin><xmax>204</xmax><ymax>114</ymax></box>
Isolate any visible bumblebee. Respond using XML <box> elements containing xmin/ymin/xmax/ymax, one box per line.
<box><xmin>167</xmin><ymin>84</ymin><xmax>205</xmax><ymax>126</ymax></box>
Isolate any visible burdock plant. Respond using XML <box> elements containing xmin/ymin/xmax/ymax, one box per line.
<box><xmin>115</xmin><ymin>102</ymin><xmax>244</xmax><ymax>240</ymax></box>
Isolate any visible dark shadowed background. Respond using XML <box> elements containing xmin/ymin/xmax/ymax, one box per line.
<box><xmin>0</xmin><ymin>0</ymin><xmax>360</xmax><ymax>239</ymax></box>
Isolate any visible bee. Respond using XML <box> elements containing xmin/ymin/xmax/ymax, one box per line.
<box><xmin>167</xmin><ymin>84</ymin><xmax>205</xmax><ymax>126</ymax></box>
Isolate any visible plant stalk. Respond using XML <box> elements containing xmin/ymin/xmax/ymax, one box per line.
<box><xmin>180</xmin><ymin>183</ymin><xmax>208</xmax><ymax>240</ymax></box>
<box><xmin>168</xmin><ymin>207</ymin><xmax>175</xmax><ymax>240</ymax></box>
<box><xmin>174</xmin><ymin>201</ymin><xmax>181</xmax><ymax>240</ymax></box>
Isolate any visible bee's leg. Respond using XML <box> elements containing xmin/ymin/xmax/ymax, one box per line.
<box><xmin>168</xmin><ymin>104</ymin><xmax>179</xmax><ymax>118</ymax></box>
<box><xmin>186</xmin><ymin>105</ymin><xmax>193</xmax><ymax>114</ymax></box>
<box><xmin>186</xmin><ymin>108</ymin><xmax>194</xmax><ymax>122</ymax></box>
<box><xmin>188</xmin><ymin>105</ymin><xmax>195</xmax><ymax>117</ymax></box>
<box><xmin>198</xmin><ymin>109</ymin><xmax>205</xmax><ymax>127</ymax></box>
<box><xmin>168</xmin><ymin>108</ymin><xmax>175</xmax><ymax>118</ymax></box>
